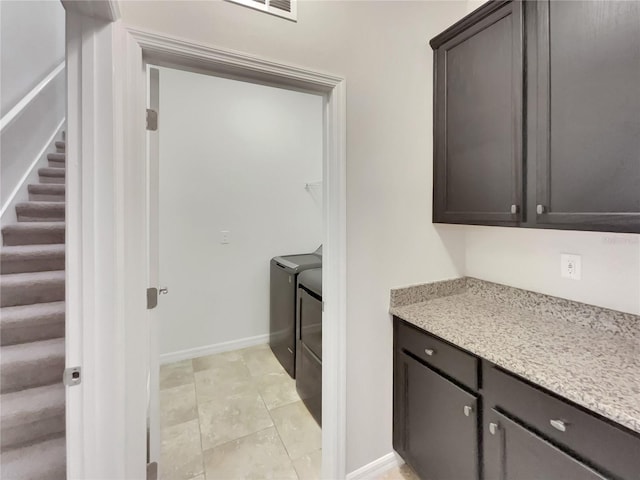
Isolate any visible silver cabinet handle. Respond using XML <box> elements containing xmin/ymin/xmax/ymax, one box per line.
<box><xmin>463</xmin><ymin>405</ymin><xmax>473</xmax><ymax>417</ymax></box>
<box><xmin>489</xmin><ymin>422</ymin><xmax>499</xmax><ymax>435</ymax></box>
<box><xmin>159</xmin><ymin>287</ymin><xmax>169</xmax><ymax>295</ymax></box>
<box><xmin>510</xmin><ymin>204</ymin><xmax>520</xmax><ymax>214</ymax></box>
<box><xmin>424</xmin><ymin>348</ymin><xmax>436</xmax><ymax>356</ymax></box>
<box><xmin>536</xmin><ymin>204</ymin><xmax>546</xmax><ymax>214</ymax></box>
<box><xmin>550</xmin><ymin>419</ymin><xmax>567</xmax><ymax>432</ymax></box>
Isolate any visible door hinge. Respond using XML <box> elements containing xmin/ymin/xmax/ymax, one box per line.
<box><xmin>63</xmin><ymin>367</ymin><xmax>82</xmax><ymax>386</ymax></box>
<box><xmin>146</xmin><ymin>109</ymin><xmax>158</xmax><ymax>131</ymax></box>
<box><xmin>147</xmin><ymin>287</ymin><xmax>158</xmax><ymax>309</ymax></box>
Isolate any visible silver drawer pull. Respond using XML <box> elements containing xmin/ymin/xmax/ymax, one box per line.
<box><xmin>489</xmin><ymin>422</ymin><xmax>499</xmax><ymax>435</ymax></box>
<box><xmin>550</xmin><ymin>419</ymin><xmax>567</xmax><ymax>432</ymax></box>
<box><xmin>463</xmin><ymin>405</ymin><xmax>473</xmax><ymax>417</ymax></box>
<box><xmin>424</xmin><ymin>348</ymin><xmax>436</xmax><ymax>356</ymax></box>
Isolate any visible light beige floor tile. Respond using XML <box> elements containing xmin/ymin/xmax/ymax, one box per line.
<box><xmin>198</xmin><ymin>388</ymin><xmax>273</xmax><ymax>450</ymax></box>
<box><xmin>203</xmin><ymin>427</ymin><xmax>298</xmax><ymax>480</ymax></box>
<box><xmin>270</xmin><ymin>400</ymin><xmax>321</xmax><ymax>460</ymax></box>
<box><xmin>192</xmin><ymin>349</ymin><xmax>244</xmax><ymax>372</ymax></box>
<box><xmin>160</xmin><ymin>419</ymin><xmax>204</xmax><ymax>480</ymax></box>
<box><xmin>376</xmin><ymin>464</ymin><xmax>420</xmax><ymax>480</ymax></box>
<box><xmin>242</xmin><ymin>345</ymin><xmax>286</xmax><ymax>377</ymax></box>
<box><xmin>160</xmin><ymin>383</ymin><xmax>198</xmax><ymax>428</ymax></box>
<box><xmin>194</xmin><ymin>360</ymin><xmax>253</xmax><ymax>404</ymax></box>
<box><xmin>160</xmin><ymin>359</ymin><xmax>194</xmax><ymax>390</ymax></box>
<box><xmin>292</xmin><ymin>449</ymin><xmax>322</xmax><ymax>480</ymax></box>
<box><xmin>254</xmin><ymin>371</ymin><xmax>300</xmax><ymax>410</ymax></box>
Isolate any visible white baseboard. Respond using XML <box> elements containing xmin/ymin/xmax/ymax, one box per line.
<box><xmin>346</xmin><ymin>452</ymin><xmax>404</xmax><ymax>480</ymax></box>
<box><xmin>160</xmin><ymin>333</ymin><xmax>270</xmax><ymax>364</ymax></box>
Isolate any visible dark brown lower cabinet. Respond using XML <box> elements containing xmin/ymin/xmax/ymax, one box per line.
<box><xmin>484</xmin><ymin>409</ymin><xmax>607</xmax><ymax>480</ymax></box>
<box><xmin>394</xmin><ymin>351</ymin><xmax>479</xmax><ymax>480</ymax></box>
<box><xmin>393</xmin><ymin>317</ymin><xmax>640</xmax><ymax>480</ymax></box>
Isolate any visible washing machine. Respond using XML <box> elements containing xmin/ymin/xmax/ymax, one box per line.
<box><xmin>270</xmin><ymin>246</ymin><xmax>322</xmax><ymax>378</ymax></box>
<box><xmin>296</xmin><ymin>267</ymin><xmax>322</xmax><ymax>426</ymax></box>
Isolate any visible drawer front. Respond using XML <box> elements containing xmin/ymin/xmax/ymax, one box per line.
<box><xmin>396</xmin><ymin>318</ymin><xmax>478</xmax><ymax>390</ymax></box>
<box><xmin>485</xmin><ymin>408</ymin><xmax>607</xmax><ymax>480</ymax></box>
<box><xmin>483</xmin><ymin>363</ymin><xmax>640</xmax><ymax>480</ymax></box>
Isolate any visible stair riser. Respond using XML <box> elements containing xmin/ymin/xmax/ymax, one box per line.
<box><xmin>56</xmin><ymin>147</ymin><xmax>65</xmax><ymax>153</ymax></box>
<box><xmin>48</xmin><ymin>160</ymin><xmax>65</xmax><ymax>168</ymax></box>
<box><xmin>1</xmin><ymin>256</ymin><xmax>65</xmax><ymax>275</ymax></box>
<box><xmin>1</xmin><ymin>320</ymin><xmax>65</xmax><ymax>346</ymax></box>
<box><xmin>3</xmin><ymin>229</ymin><xmax>65</xmax><ymax>246</ymax></box>
<box><xmin>29</xmin><ymin>193</ymin><xmax>65</xmax><ymax>202</ymax></box>
<box><xmin>39</xmin><ymin>176</ymin><xmax>65</xmax><ymax>185</ymax></box>
<box><xmin>1</xmin><ymin>415</ymin><xmax>65</xmax><ymax>451</ymax></box>
<box><xmin>1</xmin><ymin>279</ymin><xmax>65</xmax><ymax>307</ymax></box>
<box><xmin>0</xmin><ymin>355</ymin><xmax>65</xmax><ymax>394</ymax></box>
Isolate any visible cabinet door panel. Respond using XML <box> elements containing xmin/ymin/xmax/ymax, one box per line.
<box><xmin>485</xmin><ymin>409</ymin><xmax>607</xmax><ymax>480</ymax></box>
<box><xmin>535</xmin><ymin>0</ymin><xmax>640</xmax><ymax>232</ymax></box>
<box><xmin>434</xmin><ymin>1</ymin><xmax>523</xmax><ymax>225</ymax></box>
<box><xmin>404</xmin><ymin>353</ymin><xmax>479</xmax><ymax>480</ymax></box>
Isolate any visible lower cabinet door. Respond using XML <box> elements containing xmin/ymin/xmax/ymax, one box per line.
<box><xmin>485</xmin><ymin>409</ymin><xmax>608</xmax><ymax>480</ymax></box>
<box><xmin>402</xmin><ymin>353</ymin><xmax>479</xmax><ymax>480</ymax></box>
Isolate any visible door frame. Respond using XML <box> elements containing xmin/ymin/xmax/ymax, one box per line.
<box><xmin>65</xmin><ymin>7</ymin><xmax>347</xmax><ymax>479</ymax></box>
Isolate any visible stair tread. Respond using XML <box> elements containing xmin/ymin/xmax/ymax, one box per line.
<box><xmin>1</xmin><ymin>436</ymin><xmax>66</xmax><ymax>479</ymax></box>
<box><xmin>0</xmin><ymin>270</ymin><xmax>65</xmax><ymax>285</ymax></box>
<box><xmin>28</xmin><ymin>184</ymin><xmax>65</xmax><ymax>193</ymax></box>
<box><xmin>1</xmin><ymin>337</ymin><xmax>64</xmax><ymax>364</ymax></box>
<box><xmin>16</xmin><ymin>201</ymin><xmax>65</xmax><ymax>208</ymax></box>
<box><xmin>55</xmin><ymin>141</ymin><xmax>65</xmax><ymax>149</ymax></box>
<box><xmin>38</xmin><ymin>168</ymin><xmax>65</xmax><ymax>177</ymax></box>
<box><xmin>1</xmin><ymin>301</ymin><xmax>65</xmax><ymax>326</ymax></box>
<box><xmin>1</xmin><ymin>383</ymin><xmax>65</xmax><ymax>427</ymax></box>
<box><xmin>1</xmin><ymin>244</ymin><xmax>65</xmax><ymax>259</ymax></box>
<box><xmin>46</xmin><ymin>153</ymin><xmax>65</xmax><ymax>161</ymax></box>
<box><xmin>3</xmin><ymin>221</ymin><xmax>65</xmax><ymax>231</ymax></box>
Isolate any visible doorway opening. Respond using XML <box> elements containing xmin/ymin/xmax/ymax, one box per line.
<box><xmin>147</xmin><ymin>63</ymin><xmax>329</xmax><ymax>479</ymax></box>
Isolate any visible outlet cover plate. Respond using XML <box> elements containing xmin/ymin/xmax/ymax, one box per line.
<box><xmin>561</xmin><ymin>253</ymin><xmax>582</xmax><ymax>280</ymax></box>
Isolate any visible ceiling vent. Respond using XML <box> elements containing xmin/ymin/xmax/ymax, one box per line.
<box><xmin>226</xmin><ymin>0</ymin><xmax>297</xmax><ymax>21</ymax></box>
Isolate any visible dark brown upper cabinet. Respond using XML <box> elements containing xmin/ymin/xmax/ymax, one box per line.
<box><xmin>431</xmin><ymin>1</ymin><xmax>523</xmax><ymax>226</ymax></box>
<box><xmin>533</xmin><ymin>0</ymin><xmax>640</xmax><ymax>232</ymax></box>
<box><xmin>431</xmin><ymin>0</ymin><xmax>640</xmax><ymax>233</ymax></box>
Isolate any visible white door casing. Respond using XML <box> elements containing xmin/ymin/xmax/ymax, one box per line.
<box><xmin>65</xmin><ymin>7</ymin><xmax>347</xmax><ymax>478</ymax></box>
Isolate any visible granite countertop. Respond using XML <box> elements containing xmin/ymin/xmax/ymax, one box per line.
<box><xmin>389</xmin><ymin>277</ymin><xmax>640</xmax><ymax>434</ymax></box>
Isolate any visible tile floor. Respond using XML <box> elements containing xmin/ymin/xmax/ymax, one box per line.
<box><xmin>159</xmin><ymin>344</ymin><xmax>322</xmax><ymax>480</ymax></box>
<box><xmin>159</xmin><ymin>343</ymin><xmax>419</xmax><ymax>480</ymax></box>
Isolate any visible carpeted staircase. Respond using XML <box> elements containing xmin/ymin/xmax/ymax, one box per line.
<box><xmin>1</xmin><ymin>139</ymin><xmax>66</xmax><ymax>479</ymax></box>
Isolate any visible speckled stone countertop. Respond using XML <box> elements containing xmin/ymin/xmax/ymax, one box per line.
<box><xmin>390</xmin><ymin>277</ymin><xmax>640</xmax><ymax>434</ymax></box>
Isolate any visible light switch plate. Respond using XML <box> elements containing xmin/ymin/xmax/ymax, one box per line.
<box><xmin>220</xmin><ymin>230</ymin><xmax>230</xmax><ymax>244</ymax></box>
<box><xmin>560</xmin><ymin>253</ymin><xmax>582</xmax><ymax>280</ymax></box>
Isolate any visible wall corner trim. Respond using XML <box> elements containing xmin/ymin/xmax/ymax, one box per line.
<box><xmin>346</xmin><ymin>452</ymin><xmax>404</xmax><ymax>480</ymax></box>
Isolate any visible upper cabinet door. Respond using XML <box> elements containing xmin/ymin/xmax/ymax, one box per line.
<box><xmin>534</xmin><ymin>0</ymin><xmax>640</xmax><ymax>232</ymax></box>
<box><xmin>432</xmin><ymin>1</ymin><xmax>524</xmax><ymax>226</ymax></box>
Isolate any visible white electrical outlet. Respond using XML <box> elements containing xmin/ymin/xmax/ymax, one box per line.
<box><xmin>560</xmin><ymin>253</ymin><xmax>582</xmax><ymax>280</ymax></box>
<box><xmin>220</xmin><ymin>230</ymin><xmax>230</xmax><ymax>244</ymax></box>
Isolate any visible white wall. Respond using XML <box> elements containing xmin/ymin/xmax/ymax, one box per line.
<box><xmin>157</xmin><ymin>67</ymin><xmax>323</xmax><ymax>356</ymax></box>
<box><xmin>0</xmin><ymin>1</ymin><xmax>65</xmax><ymax>116</ymax></box>
<box><xmin>0</xmin><ymin>0</ymin><xmax>66</xmax><ymax>223</ymax></box>
<box><xmin>121</xmin><ymin>0</ymin><xmax>468</xmax><ymax>472</ymax></box>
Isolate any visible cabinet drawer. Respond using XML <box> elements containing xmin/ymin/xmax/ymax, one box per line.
<box><xmin>483</xmin><ymin>363</ymin><xmax>640</xmax><ymax>480</ymax></box>
<box><xmin>396</xmin><ymin>319</ymin><xmax>478</xmax><ymax>390</ymax></box>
